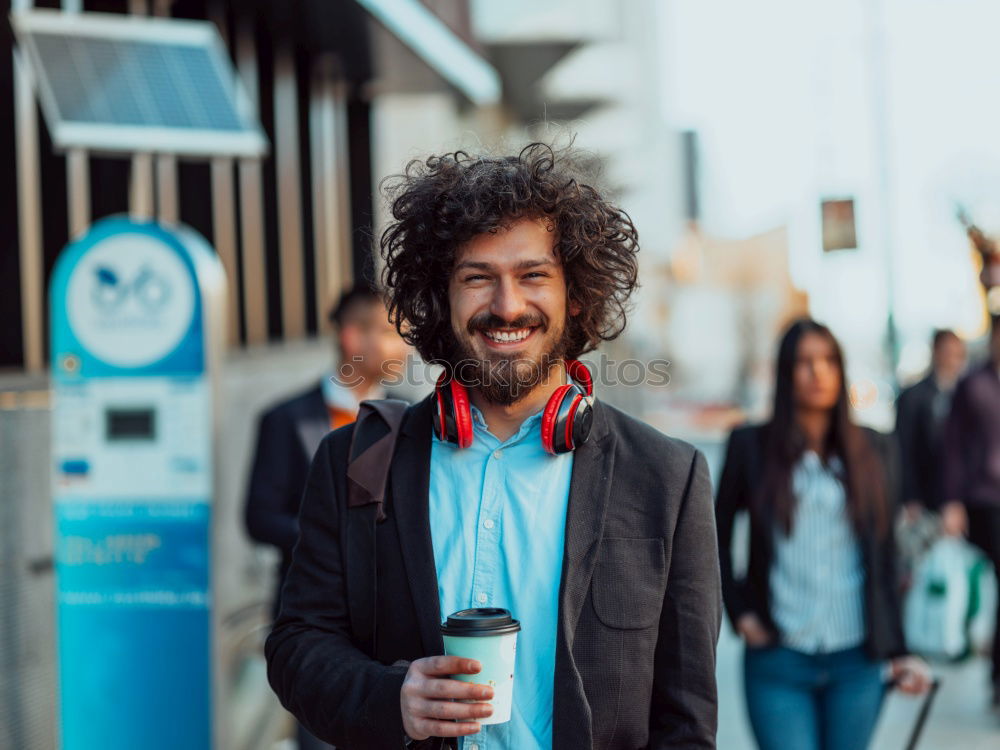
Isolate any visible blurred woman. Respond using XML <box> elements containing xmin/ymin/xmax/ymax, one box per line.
<box><xmin>716</xmin><ymin>319</ymin><xmax>930</xmax><ymax>750</ymax></box>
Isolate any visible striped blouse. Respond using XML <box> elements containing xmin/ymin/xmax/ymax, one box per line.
<box><xmin>769</xmin><ymin>450</ymin><xmax>866</xmax><ymax>653</ymax></box>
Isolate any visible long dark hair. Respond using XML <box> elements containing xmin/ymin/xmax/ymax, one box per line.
<box><xmin>757</xmin><ymin>319</ymin><xmax>889</xmax><ymax>538</ymax></box>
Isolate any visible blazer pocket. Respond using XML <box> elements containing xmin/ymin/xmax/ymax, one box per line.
<box><xmin>591</xmin><ymin>537</ymin><xmax>666</xmax><ymax>630</ymax></box>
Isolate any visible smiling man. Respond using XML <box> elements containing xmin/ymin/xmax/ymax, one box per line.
<box><xmin>265</xmin><ymin>144</ymin><xmax>722</xmax><ymax>749</ymax></box>
<box><xmin>444</xmin><ymin>218</ymin><xmax>574</xmax><ymax>434</ymax></box>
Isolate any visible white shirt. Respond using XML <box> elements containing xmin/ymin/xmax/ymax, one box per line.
<box><xmin>769</xmin><ymin>451</ymin><xmax>867</xmax><ymax>653</ymax></box>
<box><xmin>320</xmin><ymin>370</ymin><xmax>384</xmax><ymax>412</ymax></box>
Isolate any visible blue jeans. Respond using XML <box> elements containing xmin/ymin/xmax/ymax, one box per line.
<box><xmin>744</xmin><ymin>645</ymin><xmax>886</xmax><ymax>750</ymax></box>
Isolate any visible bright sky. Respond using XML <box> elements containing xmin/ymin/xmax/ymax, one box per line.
<box><xmin>659</xmin><ymin>0</ymin><xmax>1000</xmax><ymax>375</ymax></box>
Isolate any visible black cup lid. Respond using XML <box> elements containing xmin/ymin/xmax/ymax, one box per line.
<box><xmin>440</xmin><ymin>608</ymin><xmax>521</xmax><ymax>637</ymax></box>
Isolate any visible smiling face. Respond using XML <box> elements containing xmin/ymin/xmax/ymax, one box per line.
<box><xmin>447</xmin><ymin>218</ymin><xmax>572</xmax><ymax>404</ymax></box>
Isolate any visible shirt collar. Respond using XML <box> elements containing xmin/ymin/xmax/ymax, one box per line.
<box><xmin>321</xmin><ymin>372</ymin><xmax>385</xmax><ymax>412</ymax></box>
<box><xmin>468</xmin><ymin>404</ymin><xmax>544</xmax><ymax>448</ymax></box>
<box><xmin>799</xmin><ymin>449</ymin><xmax>844</xmax><ymax>476</ymax></box>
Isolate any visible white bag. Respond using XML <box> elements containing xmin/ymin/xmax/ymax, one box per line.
<box><xmin>904</xmin><ymin>537</ymin><xmax>975</xmax><ymax>659</ymax></box>
<box><xmin>968</xmin><ymin>555</ymin><xmax>998</xmax><ymax>654</ymax></box>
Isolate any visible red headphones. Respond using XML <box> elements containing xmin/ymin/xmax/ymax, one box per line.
<box><xmin>433</xmin><ymin>359</ymin><xmax>595</xmax><ymax>454</ymax></box>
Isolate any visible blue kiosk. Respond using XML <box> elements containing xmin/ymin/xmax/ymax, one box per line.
<box><xmin>50</xmin><ymin>217</ymin><xmax>225</xmax><ymax>749</ymax></box>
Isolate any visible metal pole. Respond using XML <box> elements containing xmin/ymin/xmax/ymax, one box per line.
<box><xmin>155</xmin><ymin>155</ymin><xmax>179</xmax><ymax>225</ymax></box>
<box><xmin>128</xmin><ymin>0</ymin><xmax>154</xmax><ymax>220</ymax></box>
<box><xmin>867</xmin><ymin>0</ymin><xmax>900</xmax><ymax>383</ymax></box>
<box><xmin>208</xmin><ymin>1</ymin><xmax>241</xmax><ymax>346</ymax></box>
<box><xmin>273</xmin><ymin>42</ymin><xmax>306</xmax><ymax>339</ymax></box>
<box><xmin>236</xmin><ymin>15</ymin><xmax>268</xmax><ymax>345</ymax></box>
<box><xmin>66</xmin><ymin>149</ymin><xmax>90</xmax><ymax>238</ymax></box>
<box><xmin>62</xmin><ymin>2</ymin><xmax>90</xmax><ymax>239</ymax></box>
<box><xmin>310</xmin><ymin>55</ymin><xmax>335</xmax><ymax>331</ymax></box>
<box><xmin>152</xmin><ymin>0</ymin><xmax>178</xmax><ymax>225</ymax></box>
<box><xmin>13</xmin><ymin>0</ymin><xmax>44</xmax><ymax>372</ymax></box>
<box><xmin>130</xmin><ymin>154</ymin><xmax>155</xmax><ymax>220</ymax></box>
<box><xmin>331</xmin><ymin>76</ymin><xmax>353</xmax><ymax>287</ymax></box>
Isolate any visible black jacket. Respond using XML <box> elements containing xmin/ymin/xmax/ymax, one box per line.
<box><xmin>715</xmin><ymin>423</ymin><xmax>907</xmax><ymax>660</ymax></box>
<box><xmin>245</xmin><ymin>384</ymin><xmax>330</xmax><ymax>616</ymax></box>
<box><xmin>265</xmin><ymin>394</ymin><xmax>722</xmax><ymax>749</ymax></box>
<box><xmin>943</xmin><ymin>362</ymin><xmax>1000</xmax><ymax>508</ymax></box>
<box><xmin>895</xmin><ymin>375</ymin><xmax>951</xmax><ymax>508</ymax></box>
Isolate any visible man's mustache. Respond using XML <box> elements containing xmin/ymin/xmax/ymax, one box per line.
<box><xmin>466</xmin><ymin>312</ymin><xmax>546</xmax><ymax>335</ymax></box>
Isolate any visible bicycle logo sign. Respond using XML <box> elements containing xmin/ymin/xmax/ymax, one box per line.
<box><xmin>92</xmin><ymin>265</ymin><xmax>171</xmax><ymax>313</ymax></box>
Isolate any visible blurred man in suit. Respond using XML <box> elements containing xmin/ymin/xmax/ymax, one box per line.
<box><xmin>245</xmin><ymin>283</ymin><xmax>409</xmax><ymax>750</ymax></box>
<box><xmin>246</xmin><ymin>283</ymin><xmax>409</xmax><ymax>613</ymax></box>
<box><xmin>895</xmin><ymin>329</ymin><xmax>967</xmax><ymax>515</ymax></box>
<box><xmin>941</xmin><ymin>318</ymin><xmax>1000</xmax><ymax>708</ymax></box>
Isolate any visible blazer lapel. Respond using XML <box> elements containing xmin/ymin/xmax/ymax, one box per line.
<box><xmin>296</xmin><ymin>416</ymin><xmax>330</xmax><ymax>461</ymax></box>
<box><xmin>553</xmin><ymin>400</ymin><xmax>617</xmax><ymax>750</ymax></box>
<box><xmin>389</xmin><ymin>395</ymin><xmax>444</xmax><ymax>657</ymax></box>
<box><xmin>295</xmin><ymin>385</ymin><xmax>331</xmax><ymax>459</ymax></box>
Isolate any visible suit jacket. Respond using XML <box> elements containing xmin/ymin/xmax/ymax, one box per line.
<box><xmin>265</xmin><ymin>394</ymin><xmax>722</xmax><ymax>750</ymax></box>
<box><xmin>715</xmin><ymin>423</ymin><xmax>907</xmax><ymax>661</ymax></box>
<box><xmin>894</xmin><ymin>374</ymin><xmax>950</xmax><ymax>508</ymax></box>
<box><xmin>245</xmin><ymin>384</ymin><xmax>331</xmax><ymax>616</ymax></box>
<box><xmin>943</xmin><ymin>362</ymin><xmax>1000</xmax><ymax>508</ymax></box>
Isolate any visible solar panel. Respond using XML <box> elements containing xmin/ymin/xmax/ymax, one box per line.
<box><xmin>11</xmin><ymin>9</ymin><xmax>267</xmax><ymax>158</ymax></box>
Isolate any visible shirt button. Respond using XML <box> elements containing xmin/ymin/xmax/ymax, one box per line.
<box><xmin>468</xmin><ymin>744</ymin><xmax>479</xmax><ymax>750</ymax></box>
<box><xmin>477</xmin><ymin>593</ymin><xmax>487</xmax><ymax>604</ymax></box>
<box><xmin>484</xmin><ymin>519</ymin><xmax>494</xmax><ymax>529</ymax></box>
<box><xmin>492</xmin><ymin>449</ymin><xmax>503</xmax><ymax>459</ymax></box>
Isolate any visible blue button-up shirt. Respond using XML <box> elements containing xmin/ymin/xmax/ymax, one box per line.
<box><xmin>429</xmin><ymin>405</ymin><xmax>574</xmax><ymax>750</ymax></box>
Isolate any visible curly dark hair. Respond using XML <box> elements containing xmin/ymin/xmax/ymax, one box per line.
<box><xmin>379</xmin><ymin>142</ymin><xmax>640</xmax><ymax>362</ymax></box>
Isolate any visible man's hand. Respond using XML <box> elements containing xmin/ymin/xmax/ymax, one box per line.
<box><xmin>736</xmin><ymin>612</ymin><xmax>773</xmax><ymax>648</ymax></box>
<box><xmin>940</xmin><ymin>501</ymin><xmax>968</xmax><ymax>537</ymax></box>
<box><xmin>400</xmin><ymin>656</ymin><xmax>494</xmax><ymax>741</ymax></box>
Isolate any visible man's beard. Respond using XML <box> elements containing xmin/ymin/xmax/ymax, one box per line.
<box><xmin>447</xmin><ymin>312</ymin><xmax>572</xmax><ymax>406</ymax></box>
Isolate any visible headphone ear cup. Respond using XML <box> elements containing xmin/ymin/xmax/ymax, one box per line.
<box><xmin>448</xmin><ymin>378</ymin><xmax>474</xmax><ymax>449</ymax></box>
<box><xmin>433</xmin><ymin>371</ymin><xmax>453</xmax><ymax>443</ymax></box>
<box><xmin>541</xmin><ymin>384</ymin><xmax>574</xmax><ymax>455</ymax></box>
<box><xmin>549</xmin><ymin>384</ymin><xmax>593</xmax><ymax>454</ymax></box>
<box><xmin>565</xmin><ymin>359</ymin><xmax>594</xmax><ymax>396</ymax></box>
<box><xmin>566</xmin><ymin>392</ymin><xmax>594</xmax><ymax>451</ymax></box>
<box><xmin>434</xmin><ymin>372</ymin><xmax>473</xmax><ymax>448</ymax></box>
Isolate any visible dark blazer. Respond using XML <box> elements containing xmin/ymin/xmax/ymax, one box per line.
<box><xmin>715</xmin><ymin>423</ymin><xmax>906</xmax><ymax>661</ymax></box>
<box><xmin>943</xmin><ymin>362</ymin><xmax>1000</xmax><ymax>509</ymax></box>
<box><xmin>245</xmin><ymin>384</ymin><xmax>331</xmax><ymax>616</ymax></box>
<box><xmin>895</xmin><ymin>375</ymin><xmax>950</xmax><ymax>508</ymax></box>
<box><xmin>265</xmin><ymin>394</ymin><xmax>722</xmax><ymax>750</ymax></box>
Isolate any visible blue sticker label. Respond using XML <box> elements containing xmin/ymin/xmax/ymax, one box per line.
<box><xmin>55</xmin><ymin>502</ymin><xmax>212</xmax><ymax>750</ymax></box>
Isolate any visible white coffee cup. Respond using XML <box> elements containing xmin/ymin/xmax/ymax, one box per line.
<box><xmin>440</xmin><ymin>608</ymin><xmax>520</xmax><ymax>724</ymax></box>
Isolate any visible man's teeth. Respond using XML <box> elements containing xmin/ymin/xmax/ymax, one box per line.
<box><xmin>484</xmin><ymin>328</ymin><xmax>532</xmax><ymax>343</ymax></box>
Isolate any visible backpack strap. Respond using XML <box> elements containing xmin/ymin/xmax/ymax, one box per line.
<box><xmin>345</xmin><ymin>399</ymin><xmax>408</xmax><ymax>653</ymax></box>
